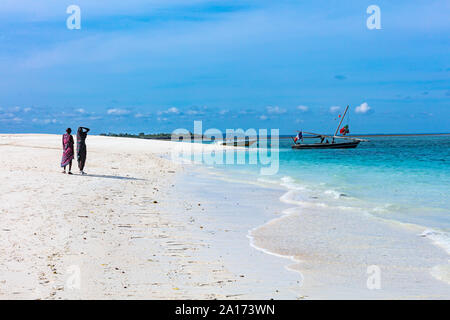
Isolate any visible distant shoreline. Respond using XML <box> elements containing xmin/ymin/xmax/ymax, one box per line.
<box><xmin>342</xmin><ymin>133</ymin><xmax>450</xmax><ymax>137</ymax></box>
<box><xmin>2</xmin><ymin>132</ymin><xmax>449</xmax><ymax>140</ymax></box>
<box><xmin>98</xmin><ymin>132</ymin><xmax>450</xmax><ymax>140</ymax></box>
<box><xmin>281</xmin><ymin>133</ymin><xmax>450</xmax><ymax>138</ymax></box>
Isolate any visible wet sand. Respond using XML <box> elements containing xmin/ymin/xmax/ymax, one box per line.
<box><xmin>249</xmin><ymin>188</ymin><xmax>450</xmax><ymax>299</ymax></box>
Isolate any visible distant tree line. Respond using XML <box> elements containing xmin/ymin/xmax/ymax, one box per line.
<box><xmin>99</xmin><ymin>132</ymin><xmax>206</xmax><ymax>140</ymax></box>
<box><xmin>100</xmin><ymin>132</ymin><xmax>173</xmax><ymax>140</ymax></box>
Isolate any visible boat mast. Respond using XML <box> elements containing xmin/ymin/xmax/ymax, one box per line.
<box><xmin>334</xmin><ymin>105</ymin><xmax>349</xmax><ymax>137</ymax></box>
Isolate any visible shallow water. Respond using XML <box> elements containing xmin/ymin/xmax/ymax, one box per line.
<box><xmin>195</xmin><ymin>136</ymin><xmax>450</xmax><ymax>254</ymax></box>
<box><xmin>174</xmin><ymin>135</ymin><xmax>450</xmax><ymax>294</ymax></box>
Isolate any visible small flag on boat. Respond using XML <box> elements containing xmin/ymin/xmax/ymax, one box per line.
<box><xmin>294</xmin><ymin>131</ymin><xmax>303</xmax><ymax>143</ymax></box>
<box><xmin>340</xmin><ymin>125</ymin><xmax>350</xmax><ymax>135</ymax></box>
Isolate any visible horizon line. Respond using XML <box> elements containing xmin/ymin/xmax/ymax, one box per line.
<box><xmin>2</xmin><ymin>132</ymin><xmax>450</xmax><ymax>137</ymax></box>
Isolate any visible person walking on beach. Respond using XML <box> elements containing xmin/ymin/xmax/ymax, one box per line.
<box><xmin>77</xmin><ymin>126</ymin><xmax>90</xmax><ymax>175</ymax></box>
<box><xmin>61</xmin><ymin>128</ymin><xmax>74</xmax><ymax>174</ymax></box>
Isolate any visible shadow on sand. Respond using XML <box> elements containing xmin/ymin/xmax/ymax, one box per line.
<box><xmin>80</xmin><ymin>174</ymin><xmax>145</xmax><ymax>181</ymax></box>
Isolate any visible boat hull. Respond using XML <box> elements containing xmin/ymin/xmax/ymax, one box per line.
<box><xmin>292</xmin><ymin>141</ymin><xmax>360</xmax><ymax>149</ymax></box>
<box><xmin>220</xmin><ymin>140</ymin><xmax>257</xmax><ymax>147</ymax></box>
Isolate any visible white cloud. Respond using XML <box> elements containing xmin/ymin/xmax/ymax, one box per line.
<box><xmin>266</xmin><ymin>106</ymin><xmax>286</xmax><ymax>114</ymax></box>
<box><xmin>1</xmin><ymin>116</ymin><xmax>23</xmax><ymax>122</ymax></box>
<box><xmin>297</xmin><ymin>105</ymin><xmax>309</xmax><ymax>112</ymax></box>
<box><xmin>1</xmin><ymin>106</ymin><xmax>30</xmax><ymax>115</ymax></box>
<box><xmin>329</xmin><ymin>106</ymin><xmax>341</xmax><ymax>113</ymax></box>
<box><xmin>0</xmin><ymin>112</ymin><xmax>14</xmax><ymax>118</ymax></box>
<box><xmin>218</xmin><ymin>109</ymin><xmax>229</xmax><ymax>115</ymax></box>
<box><xmin>107</xmin><ymin>108</ymin><xmax>130</xmax><ymax>115</ymax></box>
<box><xmin>76</xmin><ymin>108</ymin><xmax>86</xmax><ymax>114</ymax></box>
<box><xmin>32</xmin><ymin>118</ymin><xmax>57</xmax><ymax>124</ymax></box>
<box><xmin>186</xmin><ymin>107</ymin><xmax>207</xmax><ymax>115</ymax></box>
<box><xmin>259</xmin><ymin>115</ymin><xmax>268</xmax><ymax>120</ymax></box>
<box><xmin>167</xmin><ymin>107</ymin><xmax>179</xmax><ymax>113</ymax></box>
<box><xmin>239</xmin><ymin>109</ymin><xmax>255</xmax><ymax>115</ymax></box>
<box><xmin>158</xmin><ymin>107</ymin><xmax>179</xmax><ymax>115</ymax></box>
<box><xmin>355</xmin><ymin>102</ymin><xmax>372</xmax><ymax>114</ymax></box>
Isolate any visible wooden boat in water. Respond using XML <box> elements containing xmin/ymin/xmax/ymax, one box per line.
<box><xmin>219</xmin><ymin>139</ymin><xmax>257</xmax><ymax>147</ymax></box>
<box><xmin>291</xmin><ymin>105</ymin><xmax>368</xmax><ymax>150</ymax></box>
<box><xmin>292</xmin><ymin>139</ymin><xmax>360</xmax><ymax>149</ymax></box>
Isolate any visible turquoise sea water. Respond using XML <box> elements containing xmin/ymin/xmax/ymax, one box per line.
<box><xmin>193</xmin><ymin>135</ymin><xmax>450</xmax><ymax>252</ymax></box>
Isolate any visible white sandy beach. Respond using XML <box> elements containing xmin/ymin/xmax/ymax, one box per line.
<box><xmin>0</xmin><ymin>134</ymin><xmax>300</xmax><ymax>299</ymax></box>
<box><xmin>1</xmin><ymin>134</ymin><xmax>448</xmax><ymax>299</ymax></box>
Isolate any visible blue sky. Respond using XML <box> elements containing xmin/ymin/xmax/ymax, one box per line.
<box><xmin>0</xmin><ymin>0</ymin><xmax>449</xmax><ymax>134</ymax></box>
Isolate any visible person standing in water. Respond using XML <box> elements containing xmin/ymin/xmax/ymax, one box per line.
<box><xmin>77</xmin><ymin>127</ymin><xmax>90</xmax><ymax>175</ymax></box>
<box><xmin>61</xmin><ymin>128</ymin><xmax>74</xmax><ymax>174</ymax></box>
